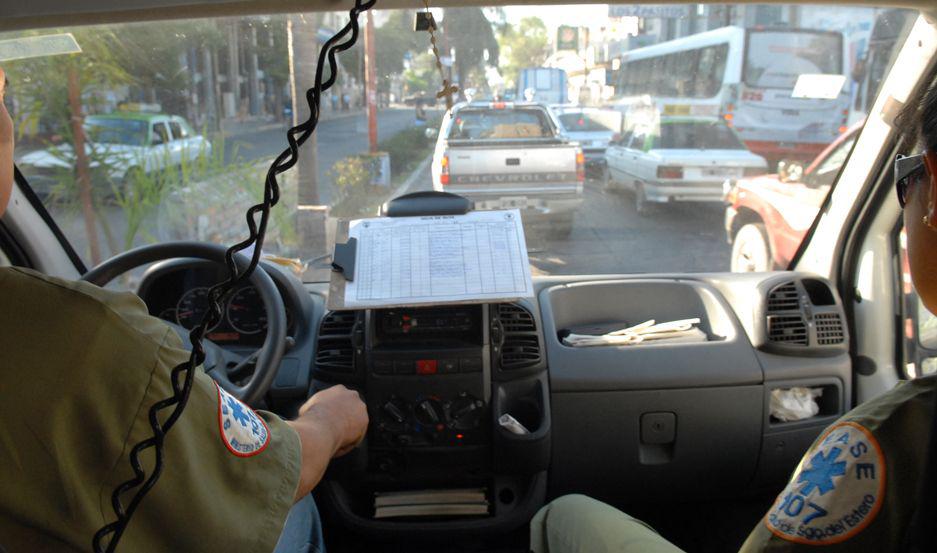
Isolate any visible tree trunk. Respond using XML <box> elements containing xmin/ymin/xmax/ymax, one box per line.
<box><xmin>288</xmin><ymin>14</ymin><xmax>326</xmax><ymax>256</ymax></box>
<box><xmin>67</xmin><ymin>65</ymin><xmax>102</xmax><ymax>266</ymax></box>
<box><xmin>227</xmin><ymin>20</ymin><xmax>241</xmax><ymax>118</ymax></box>
<box><xmin>200</xmin><ymin>45</ymin><xmax>218</xmax><ymax>131</ymax></box>
<box><xmin>248</xmin><ymin>25</ymin><xmax>261</xmax><ymax>116</ymax></box>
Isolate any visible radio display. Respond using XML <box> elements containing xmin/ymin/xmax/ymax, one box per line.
<box><xmin>373</xmin><ymin>305</ymin><xmax>483</xmax><ymax>347</ymax></box>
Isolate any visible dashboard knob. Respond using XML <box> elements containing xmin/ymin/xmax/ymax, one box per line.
<box><xmin>414</xmin><ymin>398</ymin><xmax>445</xmax><ymax>426</ymax></box>
<box><xmin>378</xmin><ymin>398</ymin><xmax>410</xmax><ymax>433</ymax></box>
<box><xmin>449</xmin><ymin>394</ymin><xmax>484</xmax><ymax>430</ymax></box>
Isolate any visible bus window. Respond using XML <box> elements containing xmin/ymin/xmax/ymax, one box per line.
<box><xmin>744</xmin><ymin>30</ymin><xmax>842</xmax><ymax>89</ymax></box>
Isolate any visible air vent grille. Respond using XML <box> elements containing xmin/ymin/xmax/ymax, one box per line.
<box><xmin>315</xmin><ymin>311</ymin><xmax>359</xmax><ymax>372</ymax></box>
<box><xmin>498</xmin><ymin>303</ymin><xmax>537</xmax><ymax>332</ymax></box>
<box><xmin>767</xmin><ymin>281</ymin><xmax>800</xmax><ymax>312</ymax></box>
<box><xmin>767</xmin><ymin>315</ymin><xmax>808</xmax><ymax>345</ymax></box>
<box><xmin>815</xmin><ymin>312</ymin><xmax>845</xmax><ymax>345</ymax></box>
<box><xmin>497</xmin><ymin>304</ymin><xmax>541</xmax><ymax>370</ymax></box>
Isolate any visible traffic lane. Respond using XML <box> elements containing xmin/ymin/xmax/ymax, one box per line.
<box><xmin>525</xmin><ymin>181</ymin><xmax>731</xmax><ymax>275</ymax></box>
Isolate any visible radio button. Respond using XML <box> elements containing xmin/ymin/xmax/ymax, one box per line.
<box><xmin>373</xmin><ymin>360</ymin><xmax>394</xmax><ymax>375</ymax></box>
<box><xmin>460</xmin><ymin>358</ymin><xmax>482</xmax><ymax>373</ymax></box>
<box><xmin>394</xmin><ymin>360</ymin><xmax>416</xmax><ymax>375</ymax></box>
<box><xmin>440</xmin><ymin>359</ymin><xmax>459</xmax><ymax>374</ymax></box>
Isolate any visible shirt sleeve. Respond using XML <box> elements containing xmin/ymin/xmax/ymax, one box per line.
<box><xmin>99</xmin><ymin>304</ymin><xmax>303</xmax><ymax>553</ymax></box>
<box><xmin>0</xmin><ymin>267</ymin><xmax>301</xmax><ymax>553</ymax></box>
<box><xmin>739</xmin><ymin>378</ymin><xmax>937</xmax><ymax>553</ymax></box>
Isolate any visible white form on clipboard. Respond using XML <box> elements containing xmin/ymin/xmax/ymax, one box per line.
<box><xmin>328</xmin><ymin>209</ymin><xmax>534</xmax><ymax>310</ymax></box>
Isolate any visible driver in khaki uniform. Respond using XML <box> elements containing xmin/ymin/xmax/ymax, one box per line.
<box><xmin>530</xmin><ymin>82</ymin><xmax>937</xmax><ymax>552</ymax></box>
<box><xmin>0</xmin><ymin>68</ymin><xmax>369</xmax><ymax>552</ymax></box>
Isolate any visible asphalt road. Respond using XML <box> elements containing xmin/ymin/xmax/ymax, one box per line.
<box><xmin>401</xmin><ymin>164</ymin><xmax>733</xmax><ymax>276</ymax></box>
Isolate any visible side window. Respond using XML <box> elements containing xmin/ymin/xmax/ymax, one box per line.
<box><xmin>628</xmin><ymin>131</ymin><xmax>645</xmax><ymax>150</ymax></box>
<box><xmin>151</xmin><ymin>122</ymin><xmax>170</xmax><ymax>145</ymax></box>
<box><xmin>899</xmin><ymin>228</ymin><xmax>937</xmax><ymax>378</ymax></box>
<box><xmin>808</xmin><ymin>136</ymin><xmax>856</xmax><ymax>187</ymax></box>
<box><xmin>618</xmin><ymin>129</ymin><xmax>633</xmax><ymax>146</ymax></box>
<box><xmin>168</xmin><ymin>121</ymin><xmax>187</xmax><ymax>140</ymax></box>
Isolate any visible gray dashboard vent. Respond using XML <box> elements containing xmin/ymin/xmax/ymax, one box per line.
<box><xmin>766</xmin><ymin>281</ymin><xmax>808</xmax><ymax>346</ymax></box>
<box><xmin>315</xmin><ymin>311</ymin><xmax>359</xmax><ymax>372</ymax></box>
<box><xmin>767</xmin><ymin>281</ymin><xmax>800</xmax><ymax>312</ymax></box>
<box><xmin>767</xmin><ymin>315</ymin><xmax>808</xmax><ymax>345</ymax></box>
<box><xmin>815</xmin><ymin>312</ymin><xmax>846</xmax><ymax>345</ymax></box>
<box><xmin>497</xmin><ymin>304</ymin><xmax>541</xmax><ymax>370</ymax></box>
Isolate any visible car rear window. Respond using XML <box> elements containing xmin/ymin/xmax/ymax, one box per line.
<box><xmin>557</xmin><ymin>112</ymin><xmax>619</xmax><ymax>133</ymax></box>
<box><xmin>449</xmin><ymin>108</ymin><xmax>554</xmax><ymax>139</ymax></box>
<box><xmin>659</xmin><ymin>122</ymin><xmax>745</xmax><ymax>150</ymax></box>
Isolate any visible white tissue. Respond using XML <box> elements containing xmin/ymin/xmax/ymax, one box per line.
<box><xmin>770</xmin><ymin>387</ymin><xmax>823</xmax><ymax>422</ymax></box>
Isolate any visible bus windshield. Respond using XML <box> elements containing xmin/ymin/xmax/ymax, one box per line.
<box><xmin>744</xmin><ymin>30</ymin><xmax>843</xmax><ymax>89</ymax></box>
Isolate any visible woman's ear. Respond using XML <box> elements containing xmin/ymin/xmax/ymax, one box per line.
<box><xmin>924</xmin><ymin>152</ymin><xmax>937</xmax><ymax>229</ymax></box>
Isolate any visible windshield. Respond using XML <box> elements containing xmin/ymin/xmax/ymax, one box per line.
<box><xmin>4</xmin><ymin>4</ymin><xmax>915</xmax><ymax>281</ymax></box>
<box><xmin>85</xmin><ymin>118</ymin><xmax>148</xmax><ymax>146</ymax></box>
<box><xmin>660</xmin><ymin>121</ymin><xmax>744</xmax><ymax>150</ymax></box>
<box><xmin>744</xmin><ymin>30</ymin><xmax>843</xmax><ymax>89</ymax></box>
<box><xmin>449</xmin><ymin>108</ymin><xmax>553</xmax><ymax>139</ymax></box>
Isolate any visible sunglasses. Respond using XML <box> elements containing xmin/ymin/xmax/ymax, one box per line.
<box><xmin>896</xmin><ymin>152</ymin><xmax>928</xmax><ymax>208</ymax></box>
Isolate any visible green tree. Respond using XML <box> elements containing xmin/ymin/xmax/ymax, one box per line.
<box><xmin>441</xmin><ymin>7</ymin><xmax>500</xmax><ymax>95</ymax></box>
<box><xmin>498</xmin><ymin>17</ymin><xmax>550</xmax><ymax>86</ymax></box>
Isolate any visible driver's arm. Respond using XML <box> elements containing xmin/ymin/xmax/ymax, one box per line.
<box><xmin>0</xmin><ymin>266</ymin><xmax>365</xmax><ymax>552</ymax></box>
<box><xmin>0</xmin><ymin>68</ymin><xmax>14</xmax><ymax>211</ymax></box>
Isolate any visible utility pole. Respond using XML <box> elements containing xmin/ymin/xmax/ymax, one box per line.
<box><xmin>248</xmin><ymin>25</ymin><xmax>261</xmax><ymax>116</ymax></box>
<box><xmin>364</xmin><ymin>11</ymin><xmax>378</xmax><ymax>153</ymax></box>
<box><xmin>227</xmin><ymin>20</ymin><xmax>241</xmax><ymax>118</ymax></box>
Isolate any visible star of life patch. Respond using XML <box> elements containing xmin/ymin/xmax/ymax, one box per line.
<box><xmin>765</xmin><ymin>421</ymin><xmax>885</xmax><ymax>545</ymax></box>
<box><xmin>214</xmin><ymin>382</ymin><xmax>270</xmax><ymax>457</ymax></box>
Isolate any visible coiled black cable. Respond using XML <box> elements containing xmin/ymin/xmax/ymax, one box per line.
<box><xmin>92</xmin><ymin>1</ymin><xmax>377</xmax><ymax>550</ymax></box>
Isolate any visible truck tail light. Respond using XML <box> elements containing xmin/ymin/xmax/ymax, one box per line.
<box><xmin>575</xmin><ymin>150</ymin><xmax>585</xmax><ymax>182</ymax></box>
<box><xmin>657</xmin><ymin>166</ymin><xmax>683</xmax><ymax>179</ymax></box>
<box><xmin>743</xmin><ymin>167</ymin><xmax>764</xmax><ymax>177</ymax></box>
<box><xmin>439</xmin><ymin>152</ymin><xmax>450</xmax><ymax>186</ymax></box>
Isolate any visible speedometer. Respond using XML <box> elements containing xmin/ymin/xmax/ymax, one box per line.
<box><xmin>176</xmin><ymin>287</ymin><xmax>219</xmax><ymax>331</ymax></box>
<box><xmin>226</xmin><ymin>287</ymin><xmax>267</xmax><ymax>335</ymax></box>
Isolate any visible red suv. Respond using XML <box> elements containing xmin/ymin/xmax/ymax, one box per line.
<box><xmin>724</xmin><ymin>122</ymin><xmax>862</xmax><ymax>272</ymax></box>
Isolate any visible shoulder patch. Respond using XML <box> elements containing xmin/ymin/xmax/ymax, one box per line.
<box><xmin>765</xmin><ymin>421</ymin><xmax>886</xmax><ymax>545</ymax></box>
<box><xmin>214</xmin><ymin>382</ymin><xmax>270</xmax><ymax>457</ymax></box>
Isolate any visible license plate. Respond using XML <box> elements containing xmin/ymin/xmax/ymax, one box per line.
<box><xmin>500</xmin><ymin>197</ymin><xmax>528</xmax><ymax>209</ymax></box>
<box><xmin>703</xmin><ymin>168</ymin><xmax>738</xmax><ymax>177</ymax></box>
<box><xmin>782</xmin><ymin>109</ymin><xmax>800</xmax><ymax>116</ymax></box>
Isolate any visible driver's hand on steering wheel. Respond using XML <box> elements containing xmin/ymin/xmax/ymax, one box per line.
<box><xmin>297</xmin><ymin>385</ymin><xmax>368</xmax><ymax>457</ymax></box>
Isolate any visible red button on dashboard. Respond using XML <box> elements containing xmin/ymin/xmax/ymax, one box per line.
<box><xmin>416</xmin><ymin>359</ymin><xmax>437</xmax><ymax>375</ymax></box>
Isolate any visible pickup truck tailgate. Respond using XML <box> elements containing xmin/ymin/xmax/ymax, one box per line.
<box><xmin>447</xmin><ymin>142</ymin><xmax>580</xmax><ymax>192</ymax></box>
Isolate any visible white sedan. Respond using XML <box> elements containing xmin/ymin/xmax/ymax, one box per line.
<box><xmin>605</xmin><ymin>117</ymin><xmax>767</xmax><ymax>214</ymax></box>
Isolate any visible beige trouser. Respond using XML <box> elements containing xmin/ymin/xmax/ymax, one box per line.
<box><xmin>530</xmin><ymin>495</ymin><xmax>686</xmax><ymax>553</ymax></box>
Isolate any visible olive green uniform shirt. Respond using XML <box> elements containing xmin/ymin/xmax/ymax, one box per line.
<box><xmin>740</xmin><ymin>375</ymin><xmax>937</xmax><ymax>552</ymax></box>
<box><xmin>0</xmin><ymin>267</ymin><xmax>301</xmax><ymax>552</ymax></box>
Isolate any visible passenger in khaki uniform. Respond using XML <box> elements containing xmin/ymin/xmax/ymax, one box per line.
<box><xmin>530</xmin><ymin>81</ymin><xmax>937</xmax><ymax>553</ymax></box>
<box><xmin>0</xmin><ymin>68</ymin><xmax>369</xmax><ymax>552</ymax></box>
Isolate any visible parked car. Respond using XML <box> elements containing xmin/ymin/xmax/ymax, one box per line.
<box><xmin>17</xmin><ymin>112</ymin><xmax>211</xmax><ymax>196</ymax></box>
<box><xmin>605</xmin><ymin>116</ymin><xmax>767</xmax><ymax>214</ymax></box>
<box><xmin>549</xmin><ymin>106</ymin><xmax>622</xmax><ymax>179</ymax></box>
<box><xmin>429</xmin><ymin>101</ymin><xmax>584</xmax><ymax>237</ymax></box>
<box><xmin>724</xmin><ymin>122</ymin><xmax>862</xmax><ymax>272</ymax></box>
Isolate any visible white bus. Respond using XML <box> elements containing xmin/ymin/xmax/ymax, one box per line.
<box><xmin>611</xmin><ymin>26</ymin><xmax>850</xmax><ymax>164</ymax></box>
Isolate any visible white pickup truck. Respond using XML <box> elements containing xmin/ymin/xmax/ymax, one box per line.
<box><xmin>430</xmin><ymin>102</ymin><xmax>584</xmax><ymax>237</ymax></box>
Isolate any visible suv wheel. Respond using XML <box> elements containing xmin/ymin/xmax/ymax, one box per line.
<box><xmin>731</xmin><ymin>223</ymin><xmax>773</xmax><ymax>272</ymax></box>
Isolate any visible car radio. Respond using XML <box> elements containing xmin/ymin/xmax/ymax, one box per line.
<box><xmin>365</xmin><ymin>305</ymin><xmax>491</xmax><ymax>473</ymax></box>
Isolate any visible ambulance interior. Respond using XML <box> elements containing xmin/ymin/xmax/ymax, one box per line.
<box><xmin>2</xmin><ymin>0</ymin><xmax>936</xmax><ymax>551</ymax></box>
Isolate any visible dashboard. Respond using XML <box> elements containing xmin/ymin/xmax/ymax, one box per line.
<box><xmin>138</xmin><ymin>262</ymin><xmax>296</xmax><ymax>347</ymax></box>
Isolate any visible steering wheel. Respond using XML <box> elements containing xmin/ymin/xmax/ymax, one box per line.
<box><xmin>82</xmin><ymin>242</ymin><xmax>288</xmax><ymax>406</ymax></box>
